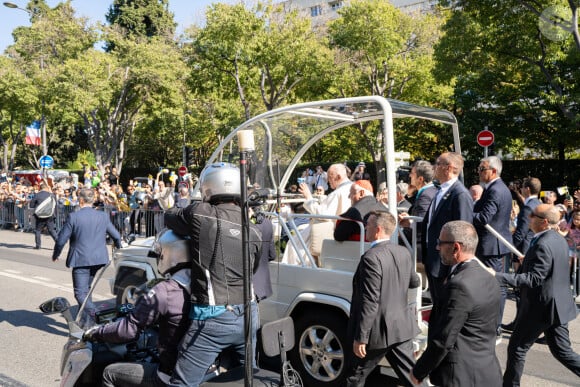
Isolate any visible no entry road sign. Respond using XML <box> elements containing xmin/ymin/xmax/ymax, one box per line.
<box><xmin>477</xmin><ymin>130</ymin><xmax>495</xmax><ymax>147</ymax></box>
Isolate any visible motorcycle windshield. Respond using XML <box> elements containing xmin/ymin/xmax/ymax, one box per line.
<box><xmin>75</xmin><ymin>261</ymin><xmax>111</xmax><ymax>325</ymax></box>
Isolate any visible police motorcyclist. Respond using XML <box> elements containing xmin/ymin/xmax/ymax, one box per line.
<box><xmin>83</xmin><ymin>229</ymin><xmax>192</xmax><ymax>386</ymax></box>
<box><xmin>164</xmin><ymin>162</ymin><xmax>262</xmax><ymax>386</ymax></box>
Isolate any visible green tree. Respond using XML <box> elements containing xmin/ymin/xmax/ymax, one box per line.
<box><xmin>436</xmin><ymin>0</ymin><xmax>580</xmax><ymax>160</ymax></box>
<box><xmin>186</xmin><ymin>2</ymin><xmax>334</xmax><ymax>121</ymax></box>
<box><xmin>106</xmin><ymin>0</ymin><xmax>176</xmax><ymax>42</ymax></box>
<box><xmin>326</xmin><ymin>0</ymin><xmax>452</xmax><ymax>170</ymax></box>
<box><xmin>4</xmin><ymin>0</ymin><xmax>97</xmax><ymax>168</ymax></box>
<box><xmin>0</xmin><ymin>56</ymin><xmax>39</xmax><ymax>170</ymax></box>
<box><xmin>52</xmin><ymin>36</ymin><xmax>188</xmax><ymax>174</ymax></box>
<box><xmin>253</xmin><ymin>3</ymin><xmax>335</xmax><ymax>109</ymax></box>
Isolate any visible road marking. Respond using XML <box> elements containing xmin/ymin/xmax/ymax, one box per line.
<box><xmin>32</xmin><ymin>276</ymin><xmax>51</xmax><ymax>281</ymax></box>
<box><xmin>0</xmin><ymin>271</ymin><xmax>109</xmax><ymax>300</ymax></box>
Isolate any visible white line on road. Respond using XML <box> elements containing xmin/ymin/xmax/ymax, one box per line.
<box><xmin>0</xmin><ymin>270</ymin><xmax>109</xmax><ymax>300</ymax></box>
<box><xmin>32</xmin><ymin>276</ymin><xmax>52</xmax><ymax>281</ymax></box>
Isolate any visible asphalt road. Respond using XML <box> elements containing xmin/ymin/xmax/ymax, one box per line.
<box><xmin>0</xmin><ymin>230</ymin><xmax>578</xmax><ymax>386</ymax></box>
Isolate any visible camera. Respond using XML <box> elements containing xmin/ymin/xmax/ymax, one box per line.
<box><xmin>297</xmin><ymin>177</ymin><xmax>306</xmax><ymax>184</ymax></box>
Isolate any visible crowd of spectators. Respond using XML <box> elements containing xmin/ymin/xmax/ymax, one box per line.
<box><xmin>0</xmin><ymin>165</ymin><xmax>197</xmax><ymax>240</ymax></box>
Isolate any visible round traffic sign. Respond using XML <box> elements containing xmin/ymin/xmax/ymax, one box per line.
<box><xmin>39</xmin><ymin>155</ymin><xmax>54</xmax><ymax>169</ymax></box>
<box><xmin>477</xmin><ymin>130</ymin><xmax>494</xmax><ymax>147</ymax></box>
<box><xmin>178</xmin><ymin>165</ymin><xmax>188</xmax><ymax>177</ymax></box>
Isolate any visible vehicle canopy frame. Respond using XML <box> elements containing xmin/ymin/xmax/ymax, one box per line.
<box><xmin>193</xmin><ymin>96</ymin><xmax>460</xmax><ymax>219</ymax></box>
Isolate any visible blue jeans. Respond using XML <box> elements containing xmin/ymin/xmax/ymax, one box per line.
<box><xmin>170</xmin><ymin>302</ymin><xmax>258</xmax><ymax>386</ymax></box>
<box><xmin>72</xmin><ymin>265</ymin><xmax>104</xmax><ymax>316</ymax></box>
<box><xmin>102</xmin><ymin>362</ymin><xmax>166</xmax><ymax>387</ymax></box>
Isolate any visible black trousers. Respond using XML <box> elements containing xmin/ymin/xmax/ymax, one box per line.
<box><xmin>481</xmin><ymin>254</ymin><xmax>509</xmax><ymax>330</ymax></box>
<box><xmin>346</xmin><ymin>339</ymin><xmax>426</xmax><ymax>387</ymax></box>
<box><xmin>34</xmin><ymin>216</ymin><xmax>58</xmax><ymax>248</ymax></box>
<box><xmin>503</xmin><ymin>319</ymin><xmax>580</xmax><ymax>386</ymax></box>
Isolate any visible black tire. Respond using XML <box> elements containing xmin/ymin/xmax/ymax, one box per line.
<box><xmin>289</xmin><ymin>309</ymin><xmax>348</xmax><ymax>387</ymax></box>
<box><xmin>115</xmin><ymin>273</ymin><xmax>145</xmax><ymax>305</ymax></box>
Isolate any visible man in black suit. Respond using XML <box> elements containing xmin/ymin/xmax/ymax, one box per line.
<box><xmin>346</xmin><ymin>211</ymin><xmax>424</xmax><ymax>387</ymax></box>
<box><xmin>473</xmin><ymin>155</ymin><xmax>513</xmax><ymax>337</ymax></box>
<box><xmin>411</xmin><ymin>221</ymin><xmax>502</xmax><ymax>386</ymax></box>
<box><xmin>399</xmin><ymin>160</ymin><xmax>437</xmax><ymax>267</ymax></box>
<box><xmin>52</xmin><ymin>188</ymin><xmax>123</xmax><ymax>325</ymax></box>
<box><xmin>422</xmin><ymin>152</ymin><xmax>473</xmax><ymax>307</ymax></box>
<box><xmin>495</xmin><ymin>204</ymin><xmax>580</xmax><ymax>386</ymax></box>
<box><xmin>512</xmin><ymin>177</ymin><xmax>542</xmax><ymax>257</ymax></box>
<box><xmin>502</xmin><ymin>177</ymin><xmax>542</xmax><ymax>332</ymax></box>
<box><xmin>334</xmin><ymin>179</ymin><xmax>382</xmax><ymax>241</ymax></box>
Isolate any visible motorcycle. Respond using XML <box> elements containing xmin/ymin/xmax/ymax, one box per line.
<box><xmin>40</xmin><ymin>262</ymin><xmax>226</xmax><ymax>387</ymax></box>
<box><xmin>39</xmin><ymin>262</ymin><xmax>161</xmax><ymax>387</ymax></box>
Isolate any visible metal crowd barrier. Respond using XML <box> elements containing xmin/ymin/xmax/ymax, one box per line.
<box><xmin>0</xmin><ymin>199</ymin><xmax>165</xmax><ymax>239</ymax></box>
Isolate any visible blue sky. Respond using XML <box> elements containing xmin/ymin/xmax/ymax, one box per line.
<box><xmin>0</xmin><ymin>0</ymin><xmax>245</xmax><ymax>52</ymax></box>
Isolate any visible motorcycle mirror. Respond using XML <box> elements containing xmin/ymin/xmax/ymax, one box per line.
<box><xmin>39</xmin><ymin>297</ymin><xmax>71</xmax><ymax>314</ymax></box>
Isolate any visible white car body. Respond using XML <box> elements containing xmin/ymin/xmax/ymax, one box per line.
<box><xmin>112</xmin><ymin>96</ymin><xmax>461</xmax><ymax>386</ymax></box>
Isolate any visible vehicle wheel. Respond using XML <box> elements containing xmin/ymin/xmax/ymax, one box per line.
<box><xmin>289</xmin><ymin>310</ymin><xmax>348</xmax><ymax>387</ymax></box>
<box><xmin>115</xmin><ymin>274</ymin><xmax>145</xmax><ymax>305</ymax></box>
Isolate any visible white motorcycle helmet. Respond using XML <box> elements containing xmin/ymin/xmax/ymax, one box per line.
<box><xmin>199</xmin><ymin>162</ymin><xmax>241</xmax><ymax>203</ymax></box>
<box><xmin>153</xmin><ymin>229</ymin><xmax>191</xmax><ymax>276</ymax></box>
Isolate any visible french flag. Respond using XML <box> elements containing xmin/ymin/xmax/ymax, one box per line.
<box><xmin>25</xmin><ymin>120</ymin><xmax>42</xmax><ymax>146</ymax></box>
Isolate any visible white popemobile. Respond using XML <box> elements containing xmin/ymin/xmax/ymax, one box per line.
<box><xmin>112</xmin><ymin>96</ymin><xmax>462</xmax><ymax>387</ymax></box>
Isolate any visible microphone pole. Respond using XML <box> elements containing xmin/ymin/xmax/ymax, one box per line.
<box><xmin>237</xmin><ymin>130</ymin><xmax>254</xmax><ymax>387</ymax></box>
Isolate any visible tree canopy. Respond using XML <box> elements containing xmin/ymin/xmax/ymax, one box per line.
<box><xmin>436</xmin><ymin>0</ymin><xmax>580</xmax><ymax>160</ymax></box>
<box><xmin>0</xmin><ymin>0</ymin><xmax>577</xmax><ymax>179</ymax></box>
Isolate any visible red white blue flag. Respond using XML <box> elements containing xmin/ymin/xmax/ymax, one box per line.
<box><xmin>25</xmin><ymin>120</ymin><xmax>42</xmax><ymax>146</ymax></box>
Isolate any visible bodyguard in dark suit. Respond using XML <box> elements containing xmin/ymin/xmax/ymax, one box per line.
<box><xmin>52</xmin><ymin>188</ymin><xmax>122</xmax><ymax>321</ymax></box>
<box><xmin>399</xmin><ymin>161</ymin><xmax>437</xmax><ymax>263</ymax></box>
<box><xmin>495</xmin><ymin>204</ymin><xmax>580</xmax><ymax>386</ymax></box>
<box><xmin>473</xmin><ymin>156</ymin><xmax>513</xmax><ymax>335</ymax></box>
<box><xmin>347</xmin><ymin>211</ymin><xmax>425</xmax><ymax>387</ymax></box>
<box><xmin>29</xmin><ymin>182</ymin><xmax>58</xmax><ymax>249</ymax></box>
<box><xmin>422</xmin><ymin>152</ymin><xmax>473</xmax><ymax>307</ymax></box>
<box><xmin>502</xmin><ymin>177</ymin><xmax>542</xmax><ymax>332</ymax></box>
<box><xmin>512</xmin><ymin>177</ymin><xmax>542</xmax><ymax>256</ymax></box>
<box><xmin>411</xmin><ymin>221</ymin><xmax>502</xmax><ymax>387</ymax></box>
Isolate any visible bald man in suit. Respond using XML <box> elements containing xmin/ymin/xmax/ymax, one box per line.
<box><xmin>411</xmin><ymin>221</ymin><xmax>502</xmax><ymax>386</ymax></box>
<box><xmin>495</xmin><ymin>204</ymin><xmax>580</xmax><ymax>386</ymax></box>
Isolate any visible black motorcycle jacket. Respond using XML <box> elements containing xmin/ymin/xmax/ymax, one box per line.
<box><xmin>164</xmin><ymin>201</ymin><xmax>261</xmax><ymax>306</ymax></box>
<box><xmin>92</xmin><ymin>269</ymin><xmax>191</xmax><ymax>376</ymax></box>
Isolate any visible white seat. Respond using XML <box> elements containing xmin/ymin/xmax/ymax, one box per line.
<box><xmin>318</xmin><ymin>239</ymin><xmax>371</xmax><ymax>272</ymax></box>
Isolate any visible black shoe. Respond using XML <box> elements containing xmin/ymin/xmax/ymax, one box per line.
<box><xmin>501</xmin><ymin>321</ymin><xmax>515</xmax><ymax>333</ymax></box>
<box><xmin>536</xmin><ymin>336</ymin><xmax>547</xmax><ymax>345</ymax></box>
